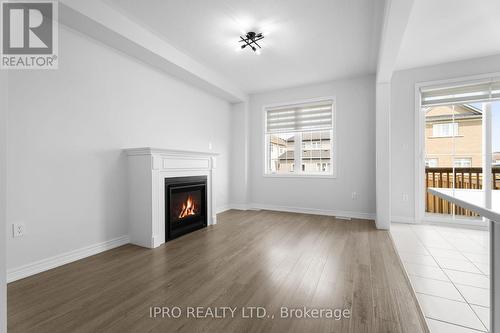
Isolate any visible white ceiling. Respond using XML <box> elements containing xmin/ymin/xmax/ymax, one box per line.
<box><xmin>106</xmin><ymin>0</ymin><xmax>383</xmax><ymax>94</ymax></box>
<box><xmin>396</xmin><ymin>0</ymin><xmax>500</xmax><ymax>71</ymax></box>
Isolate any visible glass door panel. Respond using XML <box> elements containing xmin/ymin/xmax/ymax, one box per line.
<box><xmin>492</xmin><ymin>101</ymin><xmax>500</xmax><ymax>212</ymax></box>
<box><xmin>424</xmin><ymin>103</ymin><xmax>483</xmax><ymax>221</ymax></box>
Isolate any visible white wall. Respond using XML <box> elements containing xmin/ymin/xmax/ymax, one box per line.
<box><xmin>0</xmin><ymin>71</ymin><xmax>8</xmax><ymax>333</ymax></box>
<box><xmin>230</xmin><ymin>102</ymin><xmax>249</xmax><ymax>207</ymax></box>
<box><xmin>391</xmin><ymin>54</ymin><xmax>500</xmax><ymax>222</ymax></box>
<box><xmin>248</xmin><ymin>76</ymin><xmax>376</xmax><ymax>218</ymax></box>
<box><xmin>6</xmin><ymin>26</ymin><xmax>232</xmax><ymax>271</ymax></box>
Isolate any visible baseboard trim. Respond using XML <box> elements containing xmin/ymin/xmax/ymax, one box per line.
<box><xmin>422</xmin><ymin>220</ymin><xmax>489</xmax><ymax>230</ymax></box>
<box><xmin>216</xmin><ymin>203</ymin><xmax>256</xmax><ymax>212</ymax></box>
<box><xmin>7</xmin><ymin>235</ymin><xmax>130</xmax><ymax>283</ymax></box>
<box><xmin>392</xmin><ymin>216</ymin><xmax>488</xmax><ymax>231</ymax></box>
<box><xmin>391</xmin><ymin>216</ymin><xmax>417</xmax><ymax>224</ymax></box>
<box><xmin>247</xmin><ymin>203</ymin><xmax>375</xmax><ymax>220</ymax></box>
<box><xmin>215</xmin><ymin>205</ymin><xmax>233</xmax><ymax>214</ymax></box>
<box><xmin>225</xmin><ymin>203</ymin><xmax>251</xmax><ymax>211</ymax></box>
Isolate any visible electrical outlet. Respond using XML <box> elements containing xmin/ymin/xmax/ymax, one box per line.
<box><xmin>402</xmin><ymin>193</ymin><xmax>409</xmax><ymax>202</ymax></box>
<box><xmin>351</xmin><ymin>192</ymin><xmax>357</xmax><ymax>200</ymax></box>
<box><xmin>12</xmin><ymin>222</ymin><xmax>25</xmax><ymax>238</ymax></box>
<box><xmin>208</xmin><ymin>142</ymin><xmax>213</xmax><ymax>150</ymax></box>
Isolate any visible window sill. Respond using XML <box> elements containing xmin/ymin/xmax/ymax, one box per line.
<box><xmin>263</xmin><ymin>173</ymin><xmax>337</xmax><ymax>179</ymax></box>
<box><xmin>428</xmin><ymin>135</ymin><xmax>464</xmax><ymax>138</ymax></box>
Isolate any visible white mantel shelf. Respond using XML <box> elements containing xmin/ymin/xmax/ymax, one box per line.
<box><xmin>125</xmin><ymin>147</ymin><xmax>219</xmax><ymax>157</ymax></box>
<box><xmin>125</xmin><ymin>147</ymin><xmax>218</xmax><ymax>248</ymax></box>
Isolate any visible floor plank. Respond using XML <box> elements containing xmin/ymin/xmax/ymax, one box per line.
<box><xmin>8</xmin><ymin>210</ymin><xmax>426</xmax><ymax>332</ymax></box>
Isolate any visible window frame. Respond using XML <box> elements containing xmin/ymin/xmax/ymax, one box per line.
<box><xmin>425</xmin><ymin>158</ymin><xmax>439</xmax><ymax>167</ymax></box>
<box><xmin>262</xmin><ymin>96</ymin><xmax>337</xmax><ymax>178</ymax></box>
<box><xmin>453</xmin><ymin>157</ymin><xmax>472</xmax><ymax>167</ymax></box>
<box><xmin>431</xmin><ymin>122</ymin><xmax>459</xmax><ymax>138</ymax></box>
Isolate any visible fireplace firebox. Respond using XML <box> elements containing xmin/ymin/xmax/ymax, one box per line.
<box><xmin>165</xmin><ymin>176</ymin><xmax>207</xmax><ymax>241</ymax></box>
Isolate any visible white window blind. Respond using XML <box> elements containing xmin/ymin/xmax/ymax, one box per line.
<box><xmin>421</xmin><ymin>79</ymin><xmax>500</xmax><ymax>106</ymax></box>
<box><xmin>266</xmin><ymin>100</ymin><xmax>333</xmax><ymax>133</ymax></box>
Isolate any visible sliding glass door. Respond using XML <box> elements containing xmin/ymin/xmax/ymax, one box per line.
<box><xmin>492</xmin><ymin>103</ymin><xmax>500</xmax><ymax>212</ymax></box>
<box><xmin>420</xmin><ymin>79</ymin><xmax>499</xmax><ymax>224</ymax></box>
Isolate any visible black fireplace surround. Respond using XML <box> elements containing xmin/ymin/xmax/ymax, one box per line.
<box><xmin>165</xmin><ymin>176</ymin><xmax>207</xmax><ymax>241</ymax></box>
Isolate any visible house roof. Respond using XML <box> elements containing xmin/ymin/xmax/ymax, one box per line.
<box><xmin>462</xmin><ymin>104</ymin><xmax>482</xmax><ymax>114</ymax></box>
<box><xmin>425</xmin><ymin>104</ymin><xmax>483</xmax><ymax>122</ymax></box>
<box><xmin>270</xmin><ymin>136</ymin><xmax>287</xmax><ymax>146</ymax></box>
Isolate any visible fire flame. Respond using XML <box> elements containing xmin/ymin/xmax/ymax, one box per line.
<box><xmin>179</xmin><ymin>195</ymin><xmax>196</xmax><ymax>219</ymax></box>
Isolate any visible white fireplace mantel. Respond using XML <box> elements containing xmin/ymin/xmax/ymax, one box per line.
<box><xmin>125</xmin><ymin>147</ymin><xmax>218</xmax><ymax>248</ymax></box>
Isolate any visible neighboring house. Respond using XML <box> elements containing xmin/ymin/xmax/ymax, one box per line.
<box><xmin>494</xmin><ymin>152</ymin><xmax>500</xmax><ymax>166</ymax></box>
<box><xmin>268</xmin><ymin>135</ymin><xmax>288</xmax><ymax>172</ymax></box>
<box><xmin>268</xmin><ymin>132</ymin><xmax>331</xmax><ymax>173</ymax></box>
<box><xmin>425</xmin><ymin>105</ymin><xmax>500</xmax><ymax>215</ymax></box>
<box><xmin>425</xmin><ymin>104</ymin><xmax>483</xmax><ymax>167</ymax></box>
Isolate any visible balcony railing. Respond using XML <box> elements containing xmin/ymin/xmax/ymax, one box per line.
<box><xmin>425</xmin><ymin>167</ymin><xmax>500</xmax><ymax>216</ymax></box>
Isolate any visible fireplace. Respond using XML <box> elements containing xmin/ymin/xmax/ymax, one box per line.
<box><xmin>165</xmin><ymin>176</ymin><xmax>207</xmax><ymax>241</ymax></box>
<box><xmin>126</xmin><ymin>147</ymin><xmax>217</xmax><ymax>248</ymax></box>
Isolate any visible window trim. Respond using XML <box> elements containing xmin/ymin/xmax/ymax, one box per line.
<box><xmin>262</xmin><ymin>96</ymin><xmax>337</xmax><ymax>178</ymax></box>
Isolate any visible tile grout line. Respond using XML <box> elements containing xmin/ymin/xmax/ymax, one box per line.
<box><xmin>399</xmin><ymin>249</ymin><xmax>485</xmax><ymax>274</ymax></box>
<box><xmin>425</xmin><ymin>316</ymin><xmax>487</xmax><ymax>333</ymax></box>
<box><xmin>404</xmin><ymin>264</ymin><xmax>489</xmax><ymax>289</ymax></box>
<box><xmin>470</xmin><ymin>304</ymin><xmax>491</xmax><ymax>331</ymax></box>
<box><xmin>395</xmin><ymin>224</ymin><xmax>490</xmax><ymax>332</ymax></box>
<box><xmin>418</xmin><ymin>228</ymin><xmax>489</xmax><ymax>332</ymax></box>
<box><xmin>414</xmin><ymin>291</ymin><xmax>465</xmax><ymax>304</ymax></box>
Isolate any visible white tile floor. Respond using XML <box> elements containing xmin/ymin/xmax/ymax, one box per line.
<box><xmin>391</xmin><ymin>223</ymin><xmax>490</xmax><ymax>332</ymax></box>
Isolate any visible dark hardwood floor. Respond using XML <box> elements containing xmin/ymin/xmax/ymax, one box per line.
<box><xmin>8</xmin><ymin>210</ymin><xmax>426</xmax><ymax>332</ymax></box>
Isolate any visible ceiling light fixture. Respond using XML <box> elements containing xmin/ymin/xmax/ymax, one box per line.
<box><xmin>239</xmin><ymin>31</ymin><xmax>264</xmax><ymax>54</ymax></box>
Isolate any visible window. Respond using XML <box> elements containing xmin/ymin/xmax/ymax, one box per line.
<box><xmin>303</xmin><ymin>141</ymin><xmax>321</xmax><ymax>149</ymax></box>
<box><xmin>453</xmin><ymin>158</ymin><xmax>472</xmax><ymax>167</ymax></box>
<box><xmin>432</xmin><ymin>122</ymin><xmax>458</xmax><ymax>137</ymax></box>
<box><xmin>265</xmin><ymin>98</ymin><xmax>335</xmax><ymax>176</ymax></box>
<box><xmin>425</xmin><ymin>158</ymin><xmax>438</xmax><ymax>167</ymax></box>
